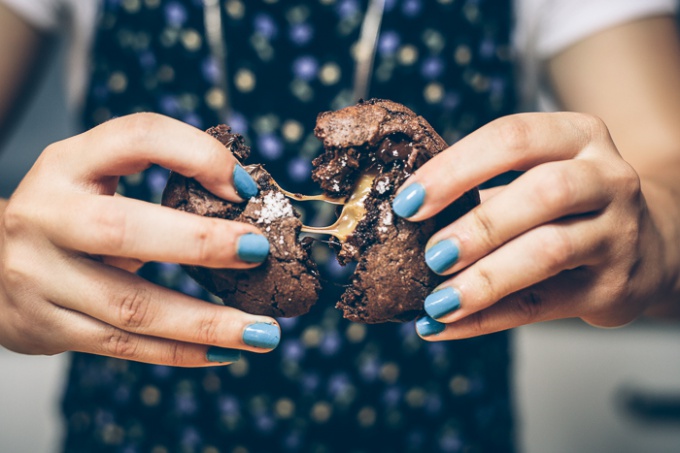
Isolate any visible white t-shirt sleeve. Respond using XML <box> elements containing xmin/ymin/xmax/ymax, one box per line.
<box><xmin>514</xmin><ymin>0</ymin><xmax>679</xmax><ymax>109</ymax></box>
<box><xmin>0</xmin><ymin>0</ymin><xmax>63</xmax><ymax>31</ymax></box>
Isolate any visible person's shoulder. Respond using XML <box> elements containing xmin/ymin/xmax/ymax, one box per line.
<box><xmin>0</xmin><ymin>0</ymin><xmax>64</xmax><ymax>31</ymax></box>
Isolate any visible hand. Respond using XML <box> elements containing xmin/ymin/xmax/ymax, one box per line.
<box><xmin>0</xmin><ymin>113</ymin><xmax>281</xmax><ymax>366</ymax></box>
<box><xmin>391</xmin><ymin>113</ymin><xmax>669</xmax><ymax>340</ymax></box>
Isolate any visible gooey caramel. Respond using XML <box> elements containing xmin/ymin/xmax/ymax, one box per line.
<box><xmin>299</xmin><ymin>171</ymin><xmax>377</xmax><ymax>241</ymax></box>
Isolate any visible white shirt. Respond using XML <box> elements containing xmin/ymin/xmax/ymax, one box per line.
<box><xmin>1</xmin><ymin>0</ymin><xmax>677</xmax><ymax>110</ymax></box>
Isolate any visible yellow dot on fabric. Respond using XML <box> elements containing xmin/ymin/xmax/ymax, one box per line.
<box><xmin>405</xmin><ymin>387</ymin><xmax>427</xmax><ymax>408</ymax></box>
<box><xmin>357</xmin><ymin>406</ymin><xmax>377</xmax><ymax>428</ymax></box>
<box><xmin>424</xmin><ymin>82</ymin><xmax>444</xmax><ymax>103</ymax></box>
<box><xmin>287</xmin><ymin>5</ymin><xmax>309</xmax><ymax>22</ymax></box>
<box><xmin>181</xmin><ymin>29</ymin><xmax>202</xmax><ymax>51</ymax></box>
<box><xmin>320</xmin><ymin>0</ymin><xmax>336</xmax><ymax>5</ymax></box>
<box><xmin>203</xmin><ymin>447</ymin><xmax>220</xmax><ymax>453</ymax></box>
<box><xmin>229</xmin><ymin>357</ymin><xmax>249</xmax><ymax>377</ymax></box>
<box><xmin>124</xmin><ymin>172</ymin><xmax>143</xmax><ymax>186</ymax></box>
<box><xmin>145</xmin><ymin>0</ymin><xmax>161</xmax><ymax>8</ymax></box>
<box><xmin>235</xmin><ymin>69</ymin><xmax>256</xmax><ymax>93</ymax></box>
<box><xmin>386</xmin><ymin>409</ymin><xmax>402</xmax><ymax>428</ymax></box>
<box><xmin>380</xmin><ymin>362</ymin><xmax>400</xmax><ymax>384</ymax></box>
<box><xmin>275</xmin><ymin>398</ymin><xmax>295</xmax><ymax>419</ymax></box>
<box><xmin>437</xmin><ymin>0</ymin><xmax>454</xmax><ymax>3</ymax></box>
<box><xmin>157</xmin><ymin>65</ymin><xmax>175</xmax><ymax>82</ymax></box>
<box><xmin>206</xmin><ymin>88</ymin><xmax>226</xmax><ymax>110</ymax></box>
<box><xmin>140</xmin><ymin>385</ymin><xmax>161</xmax><ymax>406</ymax></box>
<box><xmin>302</xmin><ymin>326</ymin><xmax>323</xmax><ymax>347</ymax></box>
<box><xmin>319</xmin><ymin>62</ymin><xmax>341</xmax><ymax>85</ymax></box>
<box><xmin>226</xmin><ymin>0</ymin><xmax>245</xmax><ymax>20</ymax></box>
<box><xmin>282</xmin><ymin>120</ymin><xmax>304</xmax><ymax>142</ymax></box>
<box><xmin>232</xmin><ymin>447</ymin><xmax>248</xmax><ymax>453</ymax></box>
<box><xmin>151</xmin><ymin>446</ymin><xmax>168</xmax><ymax>453</ymax></box>
<box><xmin>397</xmin><ymin>45</ymin><xmax>418</xmax><ymax>65</ymax></box>
<box><xmin>93</xmin><ymin>107</ymin><xmax>112</xmax><ymax>125</ymax></box>
<box><xmin>449</xmin><ymin>375</ymin><xmax>471</xmax><ymax>395</ymax></box>
<box><xmin>311</xmin><ymin>401</ymin><xmax>333</xmax><ymax>423</ymax></box>
<box><xmin>122</xmin><ymin>0</ymin><xmax>141</xmax><ymax>13</ymax></box>
<box><xmin>346</xmin><ymin>323</ymin><xmax>366</xmax><ymax>343</ymax></box>
<box><xmin>454</xmin><ymin>45</ymin><xmax>472</xmax><ymax>65</ymax></box>
<box><xmin>108</xmin><ymin>72</ymin><xmax>128</xmax><ymax>93</ymax></box>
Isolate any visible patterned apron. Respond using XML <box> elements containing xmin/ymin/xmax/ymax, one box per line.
<box><xmin>63</xmin><ymin>1</ymin><xmax>517</xmax><ymax>451</ymax></box>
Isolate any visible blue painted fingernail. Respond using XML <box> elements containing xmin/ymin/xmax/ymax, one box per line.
<box><xmin>243</xmin><ymin>322</ymin><xmax>281</xmax><ymax>349</ymax></box>
<box><xmin>425</xmin><ymin>240</ymin><xmax>459</xmax><ymax>274</ymax></box>
<box><xmin>424</xmin><ymin>287</ymin><xmax>461</xmax><ymax>320</ymax></box>
<box><xmin>206</xmin><ymin>347</ymin><xmax>241</xmax><ymax>363</ymax></box>
<box><xmin>416</xmin><ymin>316</ymin><xmax>446</xmax><ymax>337</ymax></box>
<box><xmin>392</xmin><ymin>183</ymin><xmax>426</xmax><ymax>218</ymax></box>
<box><xmin>237</xmin><ymin>233</ymin><xmax>270</xmax><ymax>263</ymax></box>
<box><xmin>233</xmin><ymin>165</ymin><xmax>259</xmax><ymax>200</ymax></box>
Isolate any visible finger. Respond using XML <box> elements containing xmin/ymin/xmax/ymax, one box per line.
<box><xmin>67</xmin><ymin>113</ymin><xmax>257</xmax><ymax>201</ymax></box>
<box><xmin>478</xmin><ymin>185</ymin><xmax>506</xmax><ymax>203</ymax></box>
<box><xmin>392</xmin><ymin>112</ymin><xmax>612</xmax><ymax>221</ymax></box>
<box><xmin>55</xmin><ymin>307</ymin><xmax>242</xmax><ymax>367</ymax></box>
<box><xmin>101</xmin><ymin>256</ymin><xmax>145</xmax><ymax>273</ymax></box>
<box><xmin>46</xmin><ymin>258</ymin><xmax>281</xmax><ymax>353</ymax></box>
<box><xmin>44</xmin><ymin>194</ymin><xmax>269</xmax><ymax>268</ymax></box>
<box><xmin>422</xmin><ymin>217</ymin><xmax>607</xmax><ymax>324</ymax></box>
<box><xmin>425</xmin><ymin>160</ymin><xmax>611</xmax><ymax>275</ymax></box>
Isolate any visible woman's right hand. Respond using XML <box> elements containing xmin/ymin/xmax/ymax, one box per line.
<box><xmin>0</xmin><ymin>113</ymin><xmax>281</xmax><ymax>366</ymax></box>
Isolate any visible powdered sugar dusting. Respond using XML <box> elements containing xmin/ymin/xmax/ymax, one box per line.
<box><xmin>254</xmin><ymin>191</ymin><xmax>294</xmax><ymax>224</ymax></box>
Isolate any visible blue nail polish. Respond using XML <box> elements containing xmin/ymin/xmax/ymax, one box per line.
<box><xmin>233</xmin><ymin>165</ymin><xmax>259</xmax><ymax>200</ymax></box>
<box><xmin>426</xmin><ymin>240</ymin><xmax>459</xmax><ymax>274</ymax></box>
<box><xmin>243</xmin><ymin>322</ymin><xmax>281</xmax><ymax>349</ymax></box>
<box><xmin>416</xmin><ymin>316</ymin><xmax>446</xmax><ymax>337</ymax></box>
<box><xmin>237</xmin><ymin>234</ymin><xmax>270</xmax><ymax>263</ymax></box>
<box><xmin>392</xmin><ymin>183</ymin><xmax>426</xmax><ymax>218</ymax></box>
<box><xmin>206</xmin><ymin>347</ymin><xmax>241</xmax><ymax>363</ymax></box>
<box><xmin>424</xmin><ymin>287</ymin><xmax>461</xmax><ymax>320</ymax></box>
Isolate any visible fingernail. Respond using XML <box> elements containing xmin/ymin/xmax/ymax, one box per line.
<box><xmin>416</xmin><ymin>316</ymin><xmax>446</xmax><ymax>337</ymax></box>
<box><xmin>425</xmin><ymin>240</ymin><xmax>459</xmax><ymax>274</ymax></box>
<box><xmin>424</xmin><ymin>287</ymin><xmax>461</xmax><ymax>319</ymax></box>
<box><xmin>237</xmin><ymin>233</ymin><xmax>270</xmax><ymax>263</ymax></box>
<box><xmin>392</xmin><ymin>183</ymin><xmax>425</xmax><ymax>218</ymax></box>
<box><xmin>233</xmin><ymin>165</ymin><xmax>259</xmax><ymax>200</ymax></box>
<box><xmin>243</xmin><ymin>322</ymin><xmax>281</xmax><ymax>349</ymax></box>
<box><xmin>207</xmin><ymin>347</ymin><xmax>241</xmax><ymax>363</ymax></box>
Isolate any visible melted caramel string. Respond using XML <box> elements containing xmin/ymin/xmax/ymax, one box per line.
<box><xmin>300</xmin><ymin>172</ymin><xmax>377</xmax><ymax>241</ymax></box>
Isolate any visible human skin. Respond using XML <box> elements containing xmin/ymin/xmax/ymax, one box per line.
<box><xmin>407</xmin><ymin>16</ymin><xmax>680</xmax><ymax>340</ymax></box>
<box><xmin>1</xmin><ymin>6</ymin><xmax>680</xmax><ymax>362</ymax></box>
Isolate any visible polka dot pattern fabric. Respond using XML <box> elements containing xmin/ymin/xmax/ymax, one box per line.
<box><xmin>63</xmin><ymin>1</ymin><xmax>517</xmax><ymax>452</ymax></box>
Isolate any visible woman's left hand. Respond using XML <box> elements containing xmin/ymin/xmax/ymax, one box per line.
<box><xmin>391</xmin><ymin>112</ymin><xmax>670</xmax><ymax>340</ymax></box>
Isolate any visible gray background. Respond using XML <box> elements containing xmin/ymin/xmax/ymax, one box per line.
<box><xmin>1</xmin><ymin>36</ymin><xmax>680</xmax><ymax>453</ymax></box>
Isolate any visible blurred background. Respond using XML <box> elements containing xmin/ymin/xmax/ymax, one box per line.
<box><xmin>1</xmin><ymin>33</ymin><xmax>680</xmax><ymax>453</ymax></box>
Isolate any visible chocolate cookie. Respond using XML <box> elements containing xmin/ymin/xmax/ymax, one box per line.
<box><xmin>161</xmin><ymin>125</ymin><xmax>321</xmax><ymax>317</ymax></box>
<box><xmin>162</xmin><ymin>100</ymin><xmax>478</xmax><ymax>323</ymax></box>
<box><xmin>311</xmin><ymin>99</ymin><xmax>479</xmax><ymax>323</ymax></box>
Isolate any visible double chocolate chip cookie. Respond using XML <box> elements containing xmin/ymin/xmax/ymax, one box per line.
<box><xmin>162</xmin><ymin>99</ymin><xmax>479</xmax><ymax>323</ymax></box>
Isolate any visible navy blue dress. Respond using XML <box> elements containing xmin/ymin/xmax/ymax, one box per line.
<box><xmin>63</xmin><ymin>1</ymin><xmax>517</xmax><ymax>451</ymax></box>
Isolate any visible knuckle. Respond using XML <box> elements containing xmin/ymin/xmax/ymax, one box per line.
<box><xmin>494</xmin><ymin>115</ymin><xmax>533</xmax><ymax>154</ymax></box>
<box><xmin>512</xmin><ymin>290</ymin><xmax>543</xmax><ymax>323</ymax></box>
<box><xmin>538</xmin><ymin>226</ymin><xmax>575</xmax><ymax>271</ymax></box>
<box><xmin>1</xmin><ymin>250</ymin><xmax>32</xmax><ymax>293</ymax></box>
<box><xmin>104</xmin><ymin>328</ymin><xmax>139</xmax><ymax>359</ymax></box>
<box><xmin>192</xmin><ymin>219</ymin><xmax>221</xmax><ymax>265</ymax></box>
<box><xmin>471</xmin><ymin>207</ymin><xmax>500</xmax><ymax>251</ymax></box>
<box><xmin>533</xmin><ymin>167</ymin><xmax>574</xmax><ymax>211</ymax></box>
<box><xmin>163</xmin><ymin>342</ymin><xmax>189</xmax><ymax>367</ymax></box>
<box><xmin>2</xmin><ymin>202</ymin><xmax>30</xmax><ymax>237</ymax></box>
<box><xmin>90</xmin><ymin>204</ymin><xmax>128</xmax><ymax>252</ymax></box>
<box><xmin>474</xmin><ymin>265</ymin><xmax>498</xmax><ymax>301</ymax></box>
<box><xmin>576</xmin><ymin>113</ymin><xmax>609</xmax><ymax>141</ymax></box>
<box><xmin>196</xmin><ymin>311</ymin><xmax>222</xmax><ymax>345</ymax></box>
<box><xmin>122</xmin><ymin>112</ymin><xmax>163</xmax><ymax>142</ymax></box>
<box><xmin>115</xmin><ymin>286</ymin><xmax>153</xmax><ymax>331</ymax></box>
<box><xmin>470</xmin><ymin>310</ymin><xmax>490</xmax><ymax>336</ymax></box>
